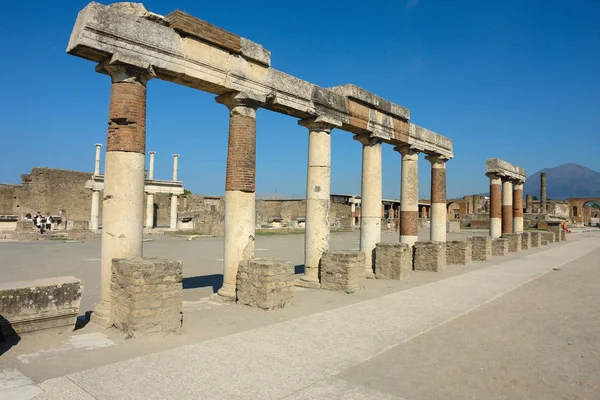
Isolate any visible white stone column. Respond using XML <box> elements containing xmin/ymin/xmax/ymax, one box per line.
<box><xmin>145</xmin><ymin>193</ymin><xmax>154</xmax><ymax>228</ymax></box>
<box><xmin>215</xmin><ymin>91</ymin><xmax>264</xmax><ymax>300</ymax></box>
<box><xmin>172</xmin><ymin>154</ymin><xmax>179</xmax><ymax>181</ymax></box>
<box><xmin>300</xmin><ymin>118</ymin><xmax>334</xmax><ymax>287</ymax></box>
<box><xmin>148</xmin><ymin>151</ymin><xmax>155</xmax><ymax>180</ymax></box>
<box><xmin>397</xmin><ymin>145</ymin><xmax>420</xmax><ymax>247</ymax></box>
<box><xmin>170</xmin><ymin>194</ymin><xmax>178</xmax><ymax>231</ymax></box>
<box><xmin>355</xmin><ymin>135</ymin><xmax>382</xmax><ymax>276</ymax></box>
<box><xmin>487</xmin><ymin>173</ymin><xmax>502</xmax><ymax>238</ymax></box>
<box><xmin>502</xmin><ymin>179</ymin><xmax>513</xmax><ymax>235</ymax></box>
<box><xmin>94</xmin><ymin>143</ymin><xmax>102</xmax><ymax>176</ymax></box>
<box><xmin>90</xmin><ymin>190</ymin><xmax>100</xmax><ymax>231</ymax></box>
<box><xmin>350</xmin><ymin>202</ymin><xmax>356</xmax><ymax>227</ymax></box>
<box><xmin>426</xmin><ymin>154</ymin><xmax>448</xmax><ymax>242</ymax></box>
<box><xmin>92</xmin><ymin>62</ymin><xmax>154</xmax><ymax>327</ymax></box>
<box><xmin>513</xmin><ymin>181</ymin><xmax>524</xmax><ymax>233</ymax></box>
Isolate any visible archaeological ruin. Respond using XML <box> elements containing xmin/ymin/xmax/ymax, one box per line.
<box><xmin>65</xmin><ymin>1</ymin><xmax>455</xmax><ymax>323</ymax></box>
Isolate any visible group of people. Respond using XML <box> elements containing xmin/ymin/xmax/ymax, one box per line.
<box><xmin>23</xmin><ymin>212</ymin><xmax>53</xmax><ymax>234</ymax></box>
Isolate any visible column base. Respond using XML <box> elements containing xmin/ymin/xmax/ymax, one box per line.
<box><xmin>90</xmin><ymin>301</ymin><xmax>111</xmax><ymax>328</ymax></box>
<box><xmin>216</xmin><ymin>287</ymin><xmax>236</xmax><ymax>300</ymax></box>
<box><xmin>296</xmin><ymin>279</ymin><xmax>321</xmax><ymax>289</ymax></box>
<box><xmin>211</xmin><ymin>292</ymin><xmax>236</xmax><ymax>303</ymax></box>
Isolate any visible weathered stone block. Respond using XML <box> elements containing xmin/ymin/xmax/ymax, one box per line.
<box><xmin>521</xmin><ymin>232</ymin><xmax>532</xmax><ymax>250</ymax></box>
<box><xmin>560</xmin><ymin>230</ymin><xmax>566</xmax><ymax>241</ymax></box>
<box><xmin>111</xmin><ymin>258</ymin><xmax>183</xmax><ymax>335</ymax></box>
<box><xmin>471</xmin><ymin>236</ymin><xmax>492</xmax><ymax>261</ymax></box>
<box><xmin>492</xmin><ymin>238</ymin><xmax>508</xmax><ymax>256</ymax></box>
<box><xmin>547</xmin><ymin>222</ymin><xmax>562</xmax><ymax>242</ymax></box>
<box><xmin>320</xmin><ymin>251</ymin><xmax>366</xmax><ymax>291</ymax></box>
<box><xmin>375</xmin><ymin>243</ymin><xmax>412</xmax><ymax>280</ymax></box>
<box><xmin>67</xmin><ymin>220</ymin><xmax>89</xmax><ymax>231</ymax></box>
<box><xmin>446</xmin><ymin>221</ymin><xmax>460</xmax><ymax>233</ymax></box>
<box><xmin>540</xmin><ymin>232</ymin><xmax>555</xmax><ymax>245</ymax></box>
<box><xmin>530</xmin><ymin>231</ymin><xmax>542</xmax><ymax>247</ymax></box>
<box><xmin>446</xmin><ymin>240</ymin><xmax>472</xmax><ymax>265</ymax></box>
<box><xmin>236</xmin><ymin>258</ymin><xmax>294</xmax><ymax>309</ymax></box>
<box><xmin>414</xmin><ymin>241</ymin><xmax>446</xmax><ymax>272</ymax></box>
<box><xmin>503</xmin><ymin>233</ymin><xmax>522</xmax><ymax>253</ymax></box>
<box><xmin>0</xmin><ymin>276</ymin><xmax>83</xmax><ymax>335</ymax></box>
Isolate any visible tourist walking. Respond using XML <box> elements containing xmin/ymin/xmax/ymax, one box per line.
<box><xmin>35</xmin><ymin>212</ymin><xmax>44</xmax><ymax>234</ymax></box>
<box><xmin>46</xmin><ymin>213</ymin><xmax>53</xmax><ymax>232</ymax></box>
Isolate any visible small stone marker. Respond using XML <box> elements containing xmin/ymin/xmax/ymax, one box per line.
<box><xmin>540</xmin><ymin>231</ymin><xmax>555</xmax><ymax>245</ymax></box>
<box><xmin>375</xmin><ymin>243</ymin><xmax>412</xmax><ymax>280</ymax></box>
<box><xmin>530</xmin><ymin>231</ymin><xmax>542</xmax><ymax>247</ymax></box>
<box><xmin>503</xmin><ymin>233</ymin><xmax>522</xmax><ymax>252</ymax></box>
<box><xmin>110</xmin><ymin>258</ymin><xmax>183</xmax><ymax>335</ymax></box>
<box><xmin>320</xmin><ymin>251</ymin><xmax>366</xmax><ymax>291</ymax></box>
<box><xmin>471</xmin><ymin>236</ymin><xmax>492</xmax><ymax>262</ymax></box>
<box><xmin>547</xmin><ymin>221</ymin><xmax>562</xmax><ymax>242</ymax></box>
<box><xmin>446</xmin><ymin>240</ymin><xmax>473</xmax><ymax>265</ymax></box>
<box><xmin>492</xmin><ymin>238</ymin><xmax>508</xmax><ymax>256</ymax></box>
<box><xmin>236</xmin><ymin>258</ymin><xmax>294</xmax><ymax>309</ymax></box>
<box><xmin>521</xmin><ymin>232</ymin><xmax>532</xmax><ymax>250</ymax></box>
<box><xmin>414</xmin><ymin>241</ymin><xmax>446</xmax><ymax>272</ymax></box>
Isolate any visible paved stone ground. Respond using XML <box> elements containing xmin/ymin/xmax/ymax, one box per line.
<box><xmin>0</xmin><ymin>229</ymin><xmax>597</xmax><ymax>399</ymax></box>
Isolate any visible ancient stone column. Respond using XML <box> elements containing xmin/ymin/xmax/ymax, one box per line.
<box><xmin>90</xmin><ymin>190</ymin><xmax>100</xmax><ymax>231</ymax></box>
<box><xmin>172</xmin><ymin>153</ymin><xmax>179</xmax><ymax>181</ymax></box>
<box><xmin>525</xmin><ymin>194</ymin><xmax>532</xmax><ymax>213</ymax></box>
<box><xmin>145</xmin><ymin>151</ymin><xmax>155</xmax><ymax>228</ymax></box>
<box><xmin>355</xmin><ymin>135</ymin><xmax>382</xmax><ymax>276</ymax></box>
<box><xmin>93</xmin><ymin>62</ymin><xmax>154</xmax><ymax>327</ymax></box>
<box><xmin>215</xmin><ymin>91</ymin><xmax>263</xmax><ymax>299</ymax></box>
<box><xmin>502</xmin><ymin>179</ymin><xmax>513</xmax><ymax>234</ymax></box>
<box><xmin>350</xmin><ymin>202</ymin><xmax>356</xmax><ymax>227</ymax></box>
<box><xmin>170</xmin><ymin>194</ymin><xmax>178</xmax><ymax>231</ymax></box>
<box><xmin>300</xmin><ymin>118</ymin><xmax>334</xmax><ymax>286</ymax></box>
<box><xmin>94</xmin><ymin>143</ymin><xmax>102</xmax><ymax>176</ymax></box>
<box><xmin>513</xmin><ymin>181</ymin><xmax>524</xmax><ymax>233</ymax></box>
<box><xmin>540</xmin><ymin>172</ymin><xmax>547</xmax><ymax>213</ymax></box>
<box><xmin>397</xmin><ymin>145</ymin><xmax>419</xmax><ymax>247</ymax></box>
<box><xmin>487</xmin><ymin>173</ymin><xmax>502</xmax><ymax>238</ymax></box>
<box><xmin>421</xmin><ymin>206</ymin><xmax>427</xmax><ymax>219</ymax></box>
<box><xmin>426</xmin><ymin>154</ymin><xmax>447</xmax><ymax>242</ymax></box>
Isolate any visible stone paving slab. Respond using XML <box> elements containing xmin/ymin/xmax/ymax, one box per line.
<box><xmin>34</xmin><ymin>235</ymin><xmax>599</xmax><ymax>400</ymax></box>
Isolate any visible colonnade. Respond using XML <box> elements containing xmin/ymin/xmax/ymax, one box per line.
<box><xmin>486</xmin><ymin>158</ymin><xmax>526</xmax><ymax>239</ymax></box>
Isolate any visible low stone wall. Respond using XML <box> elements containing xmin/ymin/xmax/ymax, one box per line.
<box><xmin>237</xmin><ymin>258</ymin><xmax>294</xmax><ymax>309</ymax></box>
<box><xmin>503</xmin><ymin>233</ymin><xmax>522</xmax><ymax>252</ymax></box>
<box><xmin>547</xmin><ymin>222</ymin><xmax>562</xmax><ymax>242</ymax></box>
<box><xmin>0</xmin><ymin>276</ymin><xmax>83</xmax><ymax>335</ymax></box>
<box><xmin>414</xmin><ymin>241</ymin><xmax>446</xmax><ymax>272</ymax></box>
<box><xmin>320</xmin><ymin>251</ymin><xmax>365</xmax><ymax>291</ymax></box>
<box><xmin>446</xmin><ymin>240</ymin><xmax>472</xmax><ymax>265</ymax></box>
<box><xmin>111</xmin><ymin>258</ymin><xmax>183</xmax><ymax>335</ymax></box>
<box><xmin>521</xmin><ymin>232</ymin><xmax>532</xmax><ymax>250</ymax></box>
<box><xmin>67</xmin><ymin>230</ymin><xmax>101</xmax><ymax>241</ymax></box>
<box><xmin>541</xmin><ymin>232</ymin><xmax>555</xmax><ymax>245</ymax></box>
<box><xmin>471</xmin><ymin>236</ymin><xmax>492</xmax><ymax>261</ymax></box>
<box><xmin>492</xmin><ymin>238</ymin><xmax>508</xmax><ymax>256</ymax></box>
<box><xmin>374</xmin><ymin>243</ymin><xmax>412</xmax><ymax>280</ymax></box>
<box><xmin>530</xmin><ymin>231</ymin><xmax>542</xmax><ymax>247</ymax></box>
<box><xmin>560</xmin><ymin>230</ymin><xmax>566</xmax><ymax>241</ymax></box>
<box><xmin>67</xmin><ymin>220</ymin><xmax>89</xmax><ymax>231</ymax></box>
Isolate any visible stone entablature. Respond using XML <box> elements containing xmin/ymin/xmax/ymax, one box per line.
<box><xmin>85</xmin><ymin>175</ymin><xmax>184</xmax><ymax>195</ymax></box>
<box><xmin>67</xmin><ymin>2</ymin><xmax>453</xmax><ymax>159</ymax></box>
<box><xmin>485</xmin><ymin>158</ymin><xmax>526</xmax><ymax>182</ymax></box>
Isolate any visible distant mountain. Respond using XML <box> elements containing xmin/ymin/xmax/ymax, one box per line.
<box><xmin>525</xmin><ymin>163</ymin><xmax>600</xmax><ymax>200</ymax></box>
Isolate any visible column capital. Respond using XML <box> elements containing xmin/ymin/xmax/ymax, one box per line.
<box><xmin>148</xmin><ymin>151</ymin><xmax>155</xmax><ymax>155</ymax></box>
<box><xmin>353</xmin><ymin>134</ymin><xmax>382</xmax><ymax>146</ymax></box>
<box><xmin>95</xmin><ymin>143</ymin><xmax>103</xmax><ymax>148</ymax></box>
<box><xmin>298</xmin><ymin>116</ymin><xmax>340</xmax><ymax>133</ymax></box>
<box><xmin>486</xmin><ymin>172</ymin><xmax>501</xmax><ymax>180</ymax></box>
<box><xmin>172</xmin><ymin>153</ymin><xmax>180</xmax><ymax>158</ymax></box>
<box><xmin>215</xmin><ymin>91</ymin><xmax>265</xmax><ymax>117</ymax></box>
<box><xmin>96</xmin><ymin>57</ymin><xmax>155</xmax><ymax>85</ymax></box>
<box><xmin>394</xmin><ymin>144</ymin><xmax>421</xmax><ymax>157</ymax></box>
<box><xmin>425</xmin><ymin>153</ymin><xmax>448</xmax><ymax>166</ymax></box>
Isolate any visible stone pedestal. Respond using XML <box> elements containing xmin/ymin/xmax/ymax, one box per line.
<box><xmin>492</xmin><ymin>238</ymin><xmax>508</xmax><ymax>256</ymax></box>
<box><xmin>530</xmin><ymin>231</ymin><xmax>541</xmax><ymax>247</ymax></box>
<box><xmin>521</xmin><ymin>232</ymin><xmax>532</xmax><ymax>250</ymax></box>
<box><xmin>471</xmin><ymin>236</ymin><xmax>492</xmax><ymax>261</ymax></box>
<box><xmin>547</xmin><ymin>222</ymin><xmax>562</xmax><ymax>242</ymax></box>
<box><xmin>237</xmin><ymin>258</ymin><xmax>294</xmax><ymax>309</ymax></box>
<box><xmin>110</xmin><ymin>258</ymin><xmax>182</xmax><ymax>335</ymax></box>
<box><xmin>320</xmin><ymin>251</ymin><xmax>366</xmax><ymax>291</ymax></box>
<box><xmin>541</xmin><ymin>232</ymin><xmax>555</xmax><ymax>245</ymax></box>
<box><xmin>503</xmin><ymin>233</ymin><xmax>522</xmax><ymax>252</ymax></box>
<box><xmin>374</xmin><ymin>243</ymin><xmax>412</xmax><ymax>280</ymax></box>
<box><xmin>560</xmin><ymin>230</ymin><xmax>566</xmax><ymax>241</ymax></box>
<box><xmin>446</xmin><ymin>240</ymin><xmax>472</xmax><ymax>265</ymax></box>
<box><xmin>414</xmin><ymin>241</ymin><xmax>446</xmax><ymax>272</ymax></box>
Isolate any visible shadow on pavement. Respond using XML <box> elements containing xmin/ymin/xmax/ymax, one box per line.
<box><xmin>0</xmin><ymin>315</ymin><xmax>21</xmax><ymax>356</ymax></box>
<box><xmin>183</xmin><ymin>274</ymin><xmax>223</xmax><ymax>293</ymax></box>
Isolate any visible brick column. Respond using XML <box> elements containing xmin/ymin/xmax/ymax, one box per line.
<box><xmin>396</xmin><ymin>145</ymin><xmax>419</xmax><ymax>247</ymax></box>
<box><xmin>93</xmin><ymin>61</ymin><xmax>154</xmax><ymax>327</ymax></box>
<box><xmin>355</xmin><ymin>135</ymin><xmax>382</xmax><ymax>276</ymax></box>
<box><xmin>540</xmin><ymin>172</ymin><xmax>547</xmax><ymax>213</ymax></box>
<box><xmin>525</xmin><ymin>194</ymin><xmax>532</xmax><ymax>213</ymax></box>
<box><xmin>215</xmin><ymin>91</ymin><xmax>264</xmax><ymax>299</ymax></box>
<box><xmin>426</xmin><ymin>154</ymin><xmax>448</xmax><ymax>242</ymax></box>
<box><xmin>487</xmin><ymin>173</ymin><xmax>502</xmax><ymax>238</ymax></box>
<box><xmin>502</xmin><ymin>179</ymin><xmax>513</xmax><ymax>235</ymax></box>
<box><xmin>513</xmin><ymin>180</ymin><xmax>524</xmax><ymax>232</ymax></box>
<box><xmin>300</xmin><ymin>118</ymin><xmax>335</xmax><ymax>287</ymax></box>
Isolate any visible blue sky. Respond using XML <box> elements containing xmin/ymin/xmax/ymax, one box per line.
<box><xmin>1</xmin><ymin>0</ymin><xmax>599</xmax><ymax>199</ymax></box>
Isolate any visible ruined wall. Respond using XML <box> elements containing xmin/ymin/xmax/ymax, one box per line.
<box><xmin>0</xmin><ymin>185</ymin><xmax>17</xmax><ymax>214</ymax></box>
<box><xmin>180</xmin><ymin>194</ymin><xmax>225</xmax><ymax>235</ymax></box>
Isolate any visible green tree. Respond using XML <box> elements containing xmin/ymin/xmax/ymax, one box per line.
<box><xmin>183</xmin><ymin>188</ymin><xmax>192</xmax><ymax>195</ymax></box>
<box><xmin>532</xmin><ymin>196</ymin><xmax>538</xmax><ymax>200</ymax></box>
